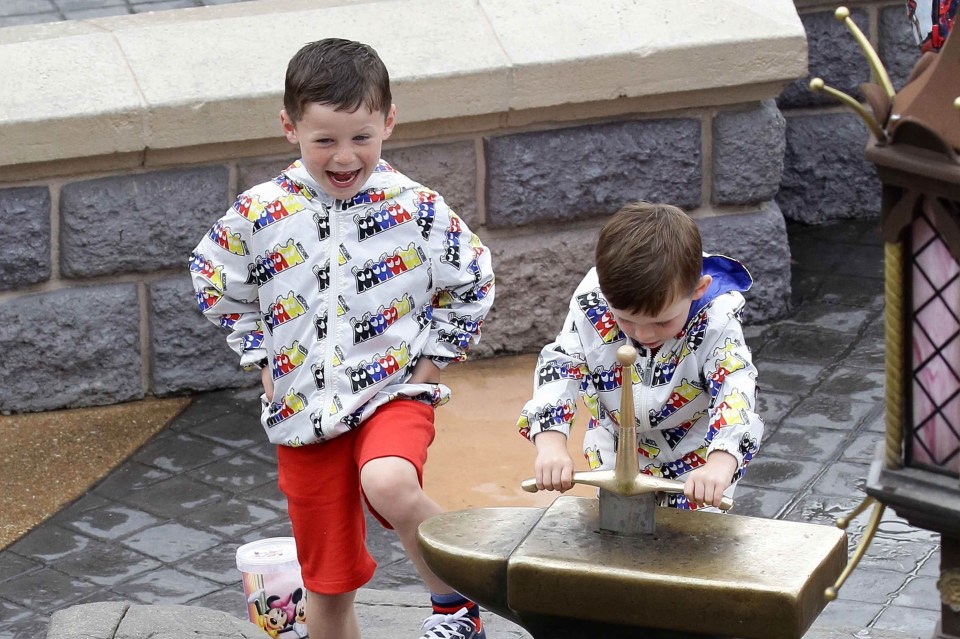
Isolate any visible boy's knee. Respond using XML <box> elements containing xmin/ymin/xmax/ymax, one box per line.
<box><xmin>360</xmin><ymin>457</ymin><xmax>420</xmax><ymax>507</ymax></box>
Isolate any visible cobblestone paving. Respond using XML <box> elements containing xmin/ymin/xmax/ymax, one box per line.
<box><xmin>0</xmin><ymin>0</ymin><xmax>251</xmax><ymax>27</ymax></box>
<box><xmin>2</xmin><ymin>1</ymin><xmax>945</xmax><ymax>638</ymax></box>
<box><xmin>0</xmin><ymin>219</ymin><xmax>944</xmax><ymax>638</ymax></box>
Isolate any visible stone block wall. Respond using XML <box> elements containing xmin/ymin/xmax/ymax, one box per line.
<box><xmin>0</xmin><ymin>97</ymin><xmax>790</xmax><ymax>413</ymax></box>
<box><xmin>7</xmin><ymin>0</ymin><xmax>919</xmax><ymax>412</ymax></box>
<box><xmin>777</xmin><ymin>0</ymin><xmax>920</xmax><ymax>223</ymax></box>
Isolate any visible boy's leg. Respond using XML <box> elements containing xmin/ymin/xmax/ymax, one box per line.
<box><xmin>355</xmin><ymin>399</ymin><xmax>485</xmax><ymax>638</ymax></box>
<box><xmin>305</xmin><ymin>590</ymin><xmax>360</xmax><ymax>639</ymax></box>
<box><xmin>277</xmin><ymin>434</ymin><xmax>376</xmax><ymax>638</ymax></box>
<box><xmin>362</xmin><ymin>456</ymin><xmax>485</xmax><ymax>638</ymax></box>
<box><xmin>360</xmin><ymin>455</ymin><xmax>447</xmax><ymax>591</ymax></box>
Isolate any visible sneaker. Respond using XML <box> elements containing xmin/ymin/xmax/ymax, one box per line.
<box><xmin>419</xmin><ymin>606</ymin><xmax>486</xmax><ymax>639</ymax></box>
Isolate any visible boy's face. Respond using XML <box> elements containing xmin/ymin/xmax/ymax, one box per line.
<box><xmin>280</xmin><ymin>102</ymin><xmax>396</xmax><ymax>200</ymax></box>
<box><xmin>609</xmin><ymin>275</ymin><xmax>712</xmax><ymax>350</ymax></box>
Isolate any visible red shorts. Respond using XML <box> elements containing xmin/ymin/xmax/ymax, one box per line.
<box><xmin>276</xmin><ymin>399</ymin><xmax>435</xmax><ymax>595</ymax></box>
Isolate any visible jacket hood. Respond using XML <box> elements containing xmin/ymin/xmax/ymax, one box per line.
<box><xmin>687</xmin><ymin>254</ymin><xmax>753</xmax><ymax>322</ymax></box>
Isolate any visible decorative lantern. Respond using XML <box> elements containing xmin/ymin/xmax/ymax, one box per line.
<box><xmin>810</xmin><ymin>7</ymin><xmax>960</xmax><ymax>638</ymax></box>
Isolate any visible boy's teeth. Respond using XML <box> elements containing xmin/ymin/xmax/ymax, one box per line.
<box><xmin>330</xmin><ymin>171</ymin><xmax>356</xmax><ymax>185</ymax></box>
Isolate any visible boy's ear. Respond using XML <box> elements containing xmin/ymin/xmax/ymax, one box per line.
<box><xmin>279</xmin><ymin>109</ymin><xmax>298</xmax><ymax>145</ymax></box>
<box><xmin>691</xmin><ymin>274</ymin><xmax>713</xmax><ymax>300</ymax></box>
<box><xmin>383</xmin><ymin>104</ymin><xmax>397</xmax><ymax>140</ymax></box>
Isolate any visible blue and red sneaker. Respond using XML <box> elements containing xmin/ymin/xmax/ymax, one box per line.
<box><xmin>419</xmin><ymin>606</ymin><xmax>486</xmax><ymax>639</ymax></box>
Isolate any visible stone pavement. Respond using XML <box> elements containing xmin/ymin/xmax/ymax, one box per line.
<box><xmin>0</xmin><ymin>0</ymin><xmax>250</xmax><ymax>27</ymax></box>
<box><xmin>0</xmin><ymin>218</ymin><xmax>943</xmax><ymax>639</ymax></box>
<box><xmin>0</xmin><ymin>2</ymin><xmax>944</xmax><ymax>639</ymax></box>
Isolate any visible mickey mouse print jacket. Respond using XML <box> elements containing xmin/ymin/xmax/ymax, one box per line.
<box><xmin>517</xmin><ymin>256</ymin><xmax>763</xmax><ymax>508</ymax></box>
<box><xmin>190</xmin><ymin>159</ymin><xmax>494</xmax><ymax>447</ymax></box>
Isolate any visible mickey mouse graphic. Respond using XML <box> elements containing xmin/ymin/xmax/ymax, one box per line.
<box><xmin>250</xmin><ymin>591</ymin><xmax>297</xmax><ymax>638</ymax></box>
<box><xmin>291</xmin><ymin>587</ymin><xmax>308</xmax><ymax>637</ymax></box>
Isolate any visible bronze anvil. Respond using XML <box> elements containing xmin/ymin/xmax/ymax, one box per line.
<box><xmin>419</xmin><ymin>497</ymin><xmax>848</xmax><ymax>639</ymax></box>
<box><xmin>419</xmin><ymin>346</ymin><xmax>848</xmax><ymax>638</ymax></box>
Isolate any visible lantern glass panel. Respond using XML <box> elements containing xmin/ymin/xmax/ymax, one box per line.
<box><xmin>909</xmin><ymin>213</ymin><xmax>960</xmax><ymax>476</ymax></box>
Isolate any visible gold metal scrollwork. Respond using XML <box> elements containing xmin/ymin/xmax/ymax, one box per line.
<box><xmin>938</xmin><ymin>568</ymin><xmax>960</xmax><ymax>611</ymax></box>
<box><xmin>825</xmin><ymin>496</ymin><xmax>886</xmax><ymax>600</ymax></box>
<box><xmin>884</xmin><ymin>242</ymin><xmax>904</xmax><ymax>470</ymax></box>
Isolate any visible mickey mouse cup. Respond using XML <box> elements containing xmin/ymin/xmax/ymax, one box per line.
<box><xmin>236</xmin><ymin>537</ymin><xmax>308</xmax><ymax>637</ymax></box>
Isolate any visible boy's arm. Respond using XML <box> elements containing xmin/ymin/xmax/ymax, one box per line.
<box><xmin>188</xmin><ymin>204</ymin><xmax>267</xmax><ymax>371</ymax></box>
<box><xmin>533</xmin><ymin>429</ymin><xmax>576</xmax><ymax>492</ymax></box>
<box><xmin>517</xmin><ymin>302</ymin><xmax>591</xmax><ymax>442</ymax></box>
<box><xmin>422</xmin><ymin>192</ymin><xmax>495</xmax><ymax>365</ymax></box>
<box><xmin>683</xmin><ymin>449</ymin><xmax>738</xmax><ymax>508</ymax></box>
<box><xmin>407</xmin><ymin>356</ymin><xmax>441</xmax><ymax>385</ymax></box>
<box><xmin>696</xmin><ymin>296</ymin><xmax>764</xmax><ymax>488</ymax></box>
<box><xmin>518</xmin><ymin>302</ymin><xmax>591</xmax><ymax>491</ymax></box>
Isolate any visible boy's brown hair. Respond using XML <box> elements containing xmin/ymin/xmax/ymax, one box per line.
<box><xmin>284</xmin><ymin>38</ymin><xmax>392</xmax><ymax>123</ymax></box>
<box><xmin>595</xmin><ymin>202</ymin><xmax>703</xmax><ymax>315</ymax></box>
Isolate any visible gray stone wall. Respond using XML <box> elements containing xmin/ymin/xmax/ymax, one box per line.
<box><xmin>0</xmin><ymin>285</ymin><xmax>142</xmax><ymax>412</ymax></box>
<box><xmin>776</xmin><ymin>0</ymin><xmax>920</xmax><ymax>223</ymax></box>
<box><xmin>149</xmin><ymin>277</ymin><xmax>249</xmax><ymax>395</ymax></box>
<box><xmin>713</xmin><ymin>101</ymin><xmax>786</xmax><ymax>206</ymax></box>
<box><xmin>0</xmin><ymin>96</ymin><xmax>790</xmax><ymax>413</ymax></box>
<box><xmin>0</xmin><ymin>187</ymin><xmax>50</xmax><ymax>290</ymax></box>
<box><xmin>485</xmin><ymin>118</ymin><xmax>702</xmax><ymax>227</ymax></box>
<box><xmin>59</xmin><ymin>168</ymin><xmax>229</xmax><ymax>278</ymax></box>
<box><xmin>24</xmin><ymin>0</ymin><xmax>924</xmax><ymax>413</ymax></box>
<box><xmin>0</xmin><ymin>0</ymin><xmax>923</xmax><ymax>414</ymax></box>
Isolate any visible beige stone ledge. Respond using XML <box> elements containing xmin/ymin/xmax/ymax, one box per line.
<box><xmin>0</xmin><ymin>0</ymin><xmax>806</xmax><ymax>171</ymax></box>
<box><xmin>793</xmin><ymin>0</ymin><xmax>901</xmax><ymax>11</ymax></box>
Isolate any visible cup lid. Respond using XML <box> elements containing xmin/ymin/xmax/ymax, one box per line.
<box><xmin>236</xmin><ymin>537</ymin><xmax>301</xmax><ymax>574</ymax></box>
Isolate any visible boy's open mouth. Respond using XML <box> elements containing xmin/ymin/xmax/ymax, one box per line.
<box><xmin>328</xmin><ymin>170</ymin><xmax>361</xmax><ymax>187</ymax></box>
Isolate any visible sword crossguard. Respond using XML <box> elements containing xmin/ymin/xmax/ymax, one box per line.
<box><xmin>520</xmin><ymin>473</ymin><xmax>733</xmax><ymax>511</ymax></box>
<box><xmin>521</xmin><ymin>344</ymin><xmax>734</xmax><ymax>512</ymax></box>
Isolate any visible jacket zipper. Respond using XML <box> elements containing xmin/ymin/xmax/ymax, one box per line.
<box><xmin>322</xmin><ymin>201</ymin><xmax>339</xmax><ymax>427</ymax></box>
<box><xmin>635</xmin><ymin>352</ymin><xmax>655</xmax><ymax>432</ymax></box>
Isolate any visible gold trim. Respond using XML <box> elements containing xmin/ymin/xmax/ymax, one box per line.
<box><xmin>809</xmin><ymin>78</ymin><xmax>887</xmax><ymax>142</ymax></box>
<box><xmin>826</xmin><ymin>496</ymin><xmax>885</xmax><ymax>600</ymax></box>
<box><xmin>614</xmin><ymin>345</ymin><xmax>641</xmax><ymax>489</ymax></box>
<box><xmin>938</xmin><ymin>568</ymin><xmax>960</xmax><ymax>609</ymax></box>
<box><xmin>884</xmin><ymin>242</ymin><xmax>904</xmax><ymax>469</ymax></box>
<box><xmin>834</xmin><ymin>7</ymin><xmax>896</xmax><ymax>99</ymax></box>
<box><xmin>835</xmin><ymin>496</ymin><xmax>876</xmax><ymax>530</ymax></box>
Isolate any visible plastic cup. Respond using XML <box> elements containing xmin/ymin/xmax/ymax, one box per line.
<box><xmin>236</xmin><ymin>537</ymin><xmax>308</xmax><ymax>638</ymax></box>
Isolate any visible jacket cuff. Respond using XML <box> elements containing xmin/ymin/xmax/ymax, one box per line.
<box><xmin>426</xmin><ymin>355</ymin><xmax>455</xmax><ymax>370</ymax></box>
<box><xmin>707</xmin><ymin>442</ymin><xmax>744</xmax><ymax>469</ymax></box>
<box><xmin>240</xmin><ymin>351</ymin><xmax>269</xmax><ymax>372</ymax></box>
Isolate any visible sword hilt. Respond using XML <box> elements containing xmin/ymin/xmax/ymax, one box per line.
<box><xmin>520</xmin><ymin>475</ymin><xmax>733</xmax><ymax>511</ymax></box>
<box><xmin>522</xmin><ymin>344</ymin><xmax>734</xmax><ymax>511</ymax></box>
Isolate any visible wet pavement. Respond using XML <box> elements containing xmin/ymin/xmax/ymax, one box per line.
<box><xmin>1</xmin><ymin>1</ymin><xmax>945</xmax><ymax>637</ymax></box>
<box><xmin>0</xmin><ymin>0</ymin><xmax>251</xmax><ymax>28</ymax></box>
<box><xmin>0</xmin><ymin>217</ymin><xmax>944</xmax><ymax>638</ymax></box>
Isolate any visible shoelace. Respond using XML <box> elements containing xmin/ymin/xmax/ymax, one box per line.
<box><xmin>420</xmin><ymin>606</ymin><xmax>476</xmax><ymax>639</ymax></box>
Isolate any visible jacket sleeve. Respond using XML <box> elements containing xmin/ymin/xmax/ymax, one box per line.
<box><xmin>700</xmin><ymin>294</ymin><xmax>764</xmax><ymax>478</ymax></box>
<box><xmin>421</xmin><ymin>190</ymin><xmax>495</xmax><ymax>365</ymax></box>
<box><xmin>516</xmin><ymin>296</ymin><xmax>592</xmax><ymax>442</ymax></box>
<box><xmin>188</xmin><ymin>200</ymin><xmax>267</xmax><ymax>369</ymax></box>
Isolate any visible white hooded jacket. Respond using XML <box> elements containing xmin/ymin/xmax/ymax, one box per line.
<box><xmin>190</xmin><ymin>160</ymin><xmax>494</xmax><ymax>447</ymax></box>
<box><xmin>517</xmin><ymin>255</ymin><xmax>762</xmax><ymax>508</ymax></box>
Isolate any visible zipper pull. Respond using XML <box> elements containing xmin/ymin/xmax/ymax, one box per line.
<box><xmin>641</xmin><ymin>358</ymin><xmax>654</xmax><ymax>386</ymax></box>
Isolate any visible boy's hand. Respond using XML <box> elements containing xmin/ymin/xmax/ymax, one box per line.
<box><xmin>534</xmin><ymin>430</ymin><xmax>575</xmax><ymax>492</ymax></box>
<box><xmin>261</xmin><ymin>366</ymin><xmax>274</xmax><ymax>402</ymax></box>
<box><xmin>683</xmin><ymin>450</ymin><xmax>738</xmax><ymax>508</ymax></box>
<box><xmin>408</xmin><ymin>358</ymin><xmax>441</xmax><ymax>385</ymax></box>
